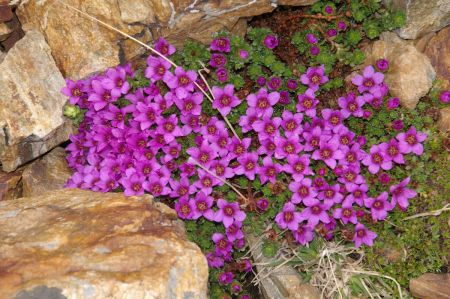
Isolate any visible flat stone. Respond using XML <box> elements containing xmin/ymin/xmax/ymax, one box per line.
<box><xmin>0</xmin><ymin>189</ymin><xmax>208</xmax><ymax>299</ymax></box>
<box><xmin>390</xmin><ymin>0</ymin><xmax>450</xmax><ymax>39</ymax></box>
<box><xmin>363</xmin><ymin>32</ymin><xmax>435</xmax><ymax>109</ymax></box>
<box><xmin>247</xmin><ymin>235</ymin><xmax>320</xmax><ymax>299</ymax></box>
<box><xmin>117</xmin><ymin>0</ymin><xmax>155</xmax><ymax>23</ymax></box>
<box><xmin>21</xmin><ymin>147</ymin><xmax>72</xmax><ymax>197</ymax></box>
<box><xmin>437</xmin><ymin>107</ymin><xmax>450</xmax><ymax>132</ymax></box>
<box><xmin>0</xmin><ymin>30</ymin><xmax>72</xmax><ymax>172</ymax></box>
<box><xmin>410</xmin><ymin>273</ymin><xmax>450</xmax><ymax>299</ymax></box>
<box><xmin>423</xmin><ymin>26</ymin><xmax>450</xmax><ymax>89</ymax></box>
<box><xmin>0</xmin><ymin>169</ymin><xmax>22</xmax><ymax>201</ymax></box>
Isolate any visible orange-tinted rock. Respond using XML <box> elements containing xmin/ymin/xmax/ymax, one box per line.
<box><xmin>0</xmin><ymin>189</ymin><xmax>208</xmax><ymax>299</ymax></box>
<box><xmin>21</xmin><ymin>147</ymin><xmax>72</xmax><ymax>197</ymax></box>
<box><xmin>0</xmin><ymin>169</ymin><xmax>22</xmax><ymax>201</ymax></box>
<box><xmin>424</xmin><ymin>26</ymin><xmax>450</xmax><ymax>89</ymax></box>
<box><xmin>438</xmin><ymin>107</ymin><xmax>450</xmax><ymax>132</ymax></box>
<box><xmin>410</xmin><ymin>273</ymin><xmax>450</xmax><ymax>299</ymax></box>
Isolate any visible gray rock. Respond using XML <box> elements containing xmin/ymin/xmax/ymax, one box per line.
<box><xmin>0</xmin><ymin>29</ymin><xmax>72</xmax><ymax>172</ymax></box>
<box><xmin>388</xmin><ymin>0</ymin><xmax>450</xmax><ymax>39</ymax></box>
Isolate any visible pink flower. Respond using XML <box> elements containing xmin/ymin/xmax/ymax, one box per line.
<box><xmin>300</xmin><ymin>65</ymin><xmax>329</xmax><ymax>91</ymax></box>
<box><xmin>275</xmin><ymin>202</ymin><xmax>302</xmax><ymax>230</ymax></box>
<box><xmin>353</xmin><ymin>223</ymin><xmax>377</xmax><ymax>247</ymax></box>
<box><xmin>389</xmin><ymin>177</ymin><xmax>417</xmax><ymax>210</ymax></box>
<box><xmin>215</xmin><ymin>199</ymin><xmax>246</xmax><ymax>227</ymax></box>
<box><xmin>396</xmin><ymin>126</ymin><xmax>427</xmax><ymax>155</ymax></box>
<box><xmin>212</xmin><ymin>84</ymin><xmax>241</xmax><ymax>116</ymax></box>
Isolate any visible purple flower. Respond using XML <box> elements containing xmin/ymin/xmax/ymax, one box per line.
<box><xmin>439</xmin><ymin>90</ymin><xmax>450</xmax><ymax>103</ymax></box>
<box><xmin>340</xmin><ymin>143</ymin><xmax>366</xmax><ymax>166</ymax></box>
<box><xmin>300</xmin><ymin>65</ymin><xmax>329</xmax><ymax>91</ymax></box>
<box><xmin>211</xmin><ymin>158</ymin><xmax>234</xmax><ymax>179</ymax></box>
<box><xmin>379</xmin><ymin>139</ymin><xmax>405</xmax><ymax>164</ymax></box>
<box><xmin>247</xmin><ymin>88</ymin><xmax>280</xmax><ymax>116</ymax></box>
<box><xmin>256</xmin><ymin>198</ymin><xmax>269</xmax><ymax>211</ymax></box>
<box><xmin>187</xmin><ymin>140</ymin><xmax>217</xmax><ymax>167</ymax></box>
<box><xmin>206</xmin><ymin>252</ymin><xmax>224</xmax><ymax>268</ymax></box>
<box><xmin>215</xmin><ymin>199</ymin><xmax>246</xmax><ymax>227</ymax></box>
<box><xmin>297</xmin><ymin>89</ymin><xmax>319</xmax><ymax>117</ymax></box>
<box><xmin>175</xmin><ymin>92</ymin><xmax>203</xmax><ymax>116</ymax></box>
<box><xmin>256</xmin><ymin>76</ymin><xmax>266</xmax><ymax>86</ymax></box>
<box><xmin>392</xmin><ymin>120</ymin><xmax>404</xmax><ymax>131</ymax></box>
<box><xmin>322</xmin><ymin>109</ymin><xmax>345</xmax><ymax>132</ymax></box>
<box><xmin>281</xmin><ymin>110</ymin><xmax>303</xmax><ymax>138</ymax></box>
<box><xmin>274</xmin><ymin>136</ymin><xmax>302</xmax><ymax>159</ymax></box>
<box><xmin>194</xmin><ymin>169</ymin><xmax>219</xmax><ymax>195</ymax></box>
<box><xmin>279</xmin><ymin>91</ymin><xmax>290</xmax><ymax>105</ymax></box>
<box><xmin>362</xmin><ymin>144</ymin><xmax>392</xmax><ymax>174</ymax></box>
<box><xmin>327</xmin><ymin>29</ymin><xmax>338</xmax><ymax>37</ymax></box>
<box><xmin>363</xmin><ymin>109</ymin><xmax>372</xmax><ymax>119</ymax></box>
<box><xmin>228</xmin><ymin>137</ymin><xmax>251</xmax><ymax>159</ymax></box>
<box><xmin>239</xmin><ymin>49</ymin><xmax>249</xmax><ymax>59</ymax></box>
<box><xmin>252</xmin><ymin>113</ymin><xmax>282</xmax><ymax>141</ymax></box>
<box><xmin>210</xmin><ymin>53</ymin><xmax>227</xmax><ymax>68</ymax></box>
<box><xmin>319</xmin><ymin>184</ymin><xmax>344</xmax><ymax>205</ymax></box>
<box><xmin>283</xmin><ymin>154</ymin><xmax>313</xmax><ymax>181</ymax></box>
<box><xmin>301</xmin><ymin>198</ymin><xmax>332</xmax><ymax>227</ymax></box>
<box><xmin>88</xmin><ymin>80</ymin><xmax>118</xmax><ymax>111</ymax></box>
<box><xmin>289</xmin><ymin>178</ymin><xmax>317</xmax><ymax>204</ymax></box>
<box><xmin>154</xmin><ymin>37</ymin><xmax>176</xmax><ymax>56</ymax></box>
<box><xmin>338</xmin><ymin>21</ymin><xmax>346</xmax><ymax>30</ymax></box>
<box><xmin>226</xmin><ymin>221</ymin><xmax>244</xmax><ymax>242</ymax></box>
<box><xmin>165</xmin><ymin>66</ymin><xmax>197</xmax><ymax>99</ymax></box>
<box><xmin>324</xmin><ymin>5</ymin><xmax>334</xmax><ymax>14</ymax></box>
<box><xmin>292</xmin><ymin>224</ymin><xmax>314</xmax><ymax>245</ymax></box>
<box><xmin>302</xmin><ymin>126</ymin><xmax>328</xmax><ymax>151</ymax></box>
<box><xmin>375</xmin><ymin>58</ymin><xmax>389</xmax><ymax>72</ymax></box>
<box><xmin>235</xmin><ymin>152</ymin><xmax>259</xmax><ymax>180</ymax></box>
<box><xmin>145</xmin><ymin>56</ymin><xmax>172</xmax><ymax>81</ymax></box>
<box><xmin>353</xmin><ymin>223</ymin><xmax>377</xmax><ymax>247</ymax></box>
<box><xmin>169</xmin><ymin>175</ymin><xmax>195</xmax><ymax>199</ymax></box>
<box><xmin>396</xmin><ymin>126</ymin><xmax>427</xmax><ymax>155</ymax></box>
<box><xmin>268</xmin><ymin>77</ymin><xmax>282</xmax><ymax>90</ymax></box>
<box><xmin>102</xmin><ymin>67</ymin><xmax>130</xmax><ymax>97</ymax></box>
<box><xmin>218</xmin><ymin>272</ymin><xmax>234</xmax><ymax>285</ymax></box>
<box><xmin>333</xmin><ymin>202</ymin><xmax>358</xmax><ymax>224</ymax></box>
<box><xmin>344</xmin><ymin>183</ymin><xmax>368</xmax><ymax>206</ymax></box>
<box><xmin>212</xmin><ymin>84</ymin><xmax>241</xmax><ymax>116</ymax></box>
<box><xmin>212</xmin><ymin>233</ymin><xmax>232</xmax><ymax>257</ymax></box>
<box><xmin>211</xmin><ymin>37</ymin><xmax>231</xmax><ymax>52</ymax></box>
<box><xmin>155</xmin><ymin>114</ymin><xmax>183</xmax><ymax>143</ymax></box>
<box><xmin>258</xmin><ymin>156</ymin><xmax>281</xmax><ymax>184</ymax></box>
<box><xmin>175</xmin><ymin>197</ymin><xmax>195</xmax><ymax>219</ymax></box>
<box><xmin>120</xmin><ymin>172</ymin><xmax>146</xmax><ymax>196</ymax></box>
<box><xmin>351</xmin><ymin>66</ymin><xmax>384</xmax><ymax>96</ymax></box>
<box><xmin>338</xmin><ymin>165</ymin><xmax>365</xmax><ymax>190</ymax></box>
<box><xmin>192</xmin><ymin>191</ymin><xmax>215</xmax><ymax>220</ymax></box>
<box><xmin>338</xmin><ymin>92</ymin><xmax>365</xmax><ymax>118</ymax></box>
<box><xmin>61</xmin><ymin>79</ymin><xmax>85</xmax><ymax>105</ymax></box>
<box><xmin>312</xmin><ymin>136</ymin><xmax>344</xmax><ymax>169</ymax></box>
<box><xmin>275</xmin><ymin>202</ymin><xmax>302</xmax><ymax>230</ymax></box>
<box><xmin>390</xmin><ymin>177</ymin><xmax>417</xmax><ymax>210</ymax></box>
<box><xmin>264</xmin><ymin>34</ymin><xmax>279</xmax><ymax>49</ymax></box>
<box><xmin>239</xmin><ymin>108</ymin><xmax>259</xmax><ymax>133</ymax></box>
<box><xmin>364</xmin><ymin>191</ymin><xmax>394</xmax><ymax>221</ymax></box>
<box><xmin>387</xmin><ymin>97</ymin><xmax>400</xmax><ymax>109</ymax></box>
<box><xmin>310</xmin><ymin>46</ymin><xmax>320</xmax><ymax>56</ymax></box>
<box><xmin>379</xmin><ymin>172</ymin><xmax>391</xmax><ymax>185</ymax></box>
<box><xmin>216</xmin><ymin>68</ymin><xmax>228</xmax><ymax>82</ymax></box>
<box><xmin>287</xmin><ymin>79</ymin><xmax>298</xmax><ymax>90</ymax></box>
<box><xmin>306</xmin><ymin>33</ymin><xmax>318</xmax><ymax>44</ymax></box>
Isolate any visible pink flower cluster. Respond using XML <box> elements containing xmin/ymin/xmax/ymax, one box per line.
<box><xmin>62</xmin><ymin>35</ymin><xmax>425</xmax><ymax>276</ymax></box>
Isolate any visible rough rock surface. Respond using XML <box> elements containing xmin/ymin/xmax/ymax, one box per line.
<box><xmin>438</xmin><ymin>107</ymin><xmax>450</xmax><ymax>132</ymax></box>
<box><xmin>0</xmin><ymin>169</ymin><xmax>22</xmax><ymax>201</ymax></box>
<box><xmin>17</xmin><ymin>0</ymin><xmax>316</xmax><ymax>79</ymax></box>
<box><xmin>21</xmin><ymin>147</ymin><xmax>72</xmax><ymax>197</ymax></box>
<box><xmin>389</xmin><ymin>0</ymin><xmax>450</xmax><ymax>39</ymax></box>
<box><xmin>423</xmin><ymin>26</ymin><xmax>450</xmax><ymax>89</ymax></box>
<box><xmin>0</xmin><ymin>29</ymin><xmax>72</xmax><ymax>172</ymax></box>
<box><xmin>363</xmin><ymin>32</ymin><xmax>435</xmax><ymax>109</ymax></box>
<box><xmin>0</xmin><ymin>189</ymin><xmax>208</xmax><ymax>299</ymax></box>
<box><xmin>410</xmin><ymin>273</ymin><xmax>450</xmax><ymax>299</ymax></box>
<box><xmin>248</xmin><ymin>235</ymin><xmax>320</xmax><ymax>299</ymax></box>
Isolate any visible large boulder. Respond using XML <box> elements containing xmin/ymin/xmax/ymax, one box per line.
<box><xmin>0</xmin><ymin>169</ymin><xmax>22</xmax><ymax>201</ymax></box>
<box><xmin>423</xmin><ymin>26</ymin><xmax>450</xmax><ymax>89</ymax></box>
<box><xmin>363</xmin><ymin>32</ymin><xmax>435</xmax><ymax>109</ymax></box>
<box><xmin>16</xmin><ymin>0</ymin><xmax>315</xmax><ymax>79</ymax></box>
<box><xmin>0</xmin><ymin>29</ymin><xmax>72</xmax><ymax>172</ymax></box>
<box><xmin>388</xmin><ymin>0</ymin><xmax>450</xmax><ymax>39</ymax></box>
<box><xmin>0</xmin><ymin>189</ymin><xmax>208</xmax><ymax>299</ymax></box>
<box><xmin>21</xmin><ymin>147</ymin><xmax>72</xmax><ymax>197</ymax></box>
<box><xmin>409</xmin><ymin>273</ymin><xmax>450</xmax><ymax>299</ymax></box>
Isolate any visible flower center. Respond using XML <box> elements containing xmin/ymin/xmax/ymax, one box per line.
<box><xmin>340</xmin><ymin>136</ymin><xmax>350</xmax><ymax>145</ymax></box>
<box><xmin>388</xmin><ymin>145</ymin><xmax>398</xmax><ymax>156</ymax></box>
<box><xmin>152</xmin><ymin>184</ymin><xmax>162</xmax><ymax>194</ymax></box>
<box><xmin>311</xmin><ymin>137</ymin><xmax>319</xmax><ymax>147</ymax></box>
<box><xmin>284</xmin><ymin>143</ymin><xmax>294</xmax><ymax>154</ymax></box>
<box><xmin>115</xmin><ymin>112</ymin><xmax>123</xmax><ymax>121</ymax></box>
<box><xmin>286</xmin><ymin>120</ymin><xmax>297</xmax><ymax>131</ymax></box>
<box><xmin>160</xmin><ymin>45</ymin><xmax>168</xmax><ymax>55</ymax></box>
<box><xmin>200</xmin><ymin>153</ymin><xmax>209</xmax><ymax>163</ymax></box>
<box><xmin>321</xmin><ymin>149</ymin><xmax>332</xmax><ymax>159</ymax></box>
<box><xmin>132</xmin><ymin>183</ymin><xmax>141</xmax><ymax>192</ymax></box>
<box><xmin>214</xmin><ymin>56</ymin><xmax>224</xmax><ymax>65</ymax></box>
<box><xmin>346</xmin><ymin>152</ymin><xmax>356</xmax><ymax>162</ymax></box>
<box><xmin>284</xmin><ymin>211</ymin><xmax>294</xmax><ymax>222</ymax></box>
<box><xmin>311</xmin><ymin>74</ymin><xmax>321</xmax><ymax>84</ymax></box>
<box><xmin>202</xmin><ymin>177</ymin><xmax>212</xmax><ymax>187</ymax></box>
<box><xmin>220</xmin><ymin>95</ymin><xmax>231</xmax><ymax>106</ymax></box>
<box><xmin>265</xmin><ymin>124</ymin><xmax>275</xmax><ymax>134</ymax></box>
<box><xmin>164</xmin><ymin>122</ymin><xmax>175</xmax><ymax>132</ymax></box>
<box><xmin>363</xmin><ymin>79</ymin><xmax>374</xmax><ymax>87</ymax></box>
<box><xmin>179</xmin><ymin>75</ymin><xmax>190</xmax><ymax>86</ymax></box>
<box><xmin>266</xmin><ymin>167</ymin><xmax>276</xmax><ymax>177</ymax></box>
<box><xmin>245</xmin><ymin>161</ymin><xmax>255</xmax><ymax>171</ymax></box>
<box><xmin>207</xmin><ymin>126</ymin><xmax>216</xmax><ymax>134</ymax></box>
<box><xmin>224</xmin><ymin>206</ymin><xmax>234</xmax><ymax>216</ymax></box>
<box><xmin>372</xmin><ymin>153</ymin><xmax>383</xmax><ymax>164</ymax></box>
<box><xmin>235</xmin><ymin>145</ymin><xmax>244</xmax><ymax>154</ymax></box>
<box><xmin>357</xmin><ymin>229</ymin><xmax>366</xmax><ymax>237</ymax></box>
<box><xmin>218</xmin><ymin>239</ymin><xmax>228</xmax><ymax>249</ymax></box>
<box><xmin>348</xmin><ymin>102</ymin><xmax>357</xmax><ymax>112</ymax></box>
<box><xmin>330</xmin><ymin>115</ymin><xmax>340</xmax><ymax>125</ymax></box>
<box><xmin>343</xmin><ymin>208</ymin><xmax>352</xmax><ymax>217</ymax></box>
<box><xmin>354</xmin><ymin>190</ymin><xmax>362</xmax><ymax>198</ymax></box>
<box><xmin>157</xmin><ymin>65</ymin><xmax>165</xmax><ymax>75</ymax></box>
<box><xmin>170</xmin><ymin>148</ymin><xmax>178</xmax><ymax>156</ymax></box>
<box><xmin>103</xmin><ymin>91</ymin><xmax>111</xmax><ymax>102</ymax></box>
<box><xmin>373</xmin><ymin>200</ymin><xmax>383</xmax><ymax>209</ymax></box>
<box><xmin>179</xmin><ymin>187</ymin><xmax>187</xmax><ymax>196</ymax></box>
<box><xmin>197</xmin><ymin>201</ymin><xmax>207</xmax><ymax>212</ymax></box>
<box><xmin>257</xmin><ymin>98</ymin><xmax>269</xmax><ymax>109</ymax></box>
<box><xmin>185</xmin><ymin>101</ymin><xmax>193</xmax><ymax>111</ymax></box>
<box><xmin>137</xmin><ymin>139</ymin><xmax>146</xmax><ymax>148</ymax></box>
<box><xmin>181</xmin><ymin>203</ymin><xmax>191</xmax><ymax>215</ymax></box>
<box><xmin>72</xmin><ymin>88</ymin><xmax>82</xmax><ymax>97</ymax></box>
<box><xmin>345</xmin><ymin>172</ymin><xmax>355</xmax><ymax>182</ymax></box>
<box><xmin>215</xmin><ymin>165</ymin><xmax>224</xmax><ymax>176</ymax></box>
<box><xmin>311</xmin><ymin>206</ymin><xmax>321</xmax><ymax>214</ymax></box>
<box><xmin>143</xmin><ymin>165</ymin><xmax>152</xmax><ymax>174</ymax></box>
<box><xmin>116</xmin><ymin>79</ymin><xmax>123</xmax><ymax>87</ymax></box>
<box><xmin>299</xmin><ymin>186</ymin><xmax>309</xmax><ymax>196</ymax></box>
<box><xmin>325</xmin><ymin>190</ymin><xmax>334</xmax><ymax>198</ymax></box>
<box><xmin>294</xmin><ymin>162</ymin><xmax>304</xmax><ymax>173</ymax></box>
<box><xmin>147</xmin><ymin>111</ymin><xmax>155</xmax><ymax>121</ymax></box>
<box><xmin>406</xmin><ymin>134</ymin><xmax>417</xmax><ymax>145</ymax></box>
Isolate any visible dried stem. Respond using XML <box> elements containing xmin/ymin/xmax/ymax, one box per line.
<box><xmin>56</xmin><ymin>0</ymin><xmax>241</xmax><ymax>141</ymax></box>
<box><xmin>403</xmin><ymin>203</ymin><xmax>450</xmax><ymax>221</ymax></box>
<box><xmin>295</xmin><ymin>13</ymin><xmax>344</xmax><ymax>21</ymax></box>
<box><xmin>189</xmin><ymin>158</ymin><xmax>249</xmax><ymax>206</ymax></box>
